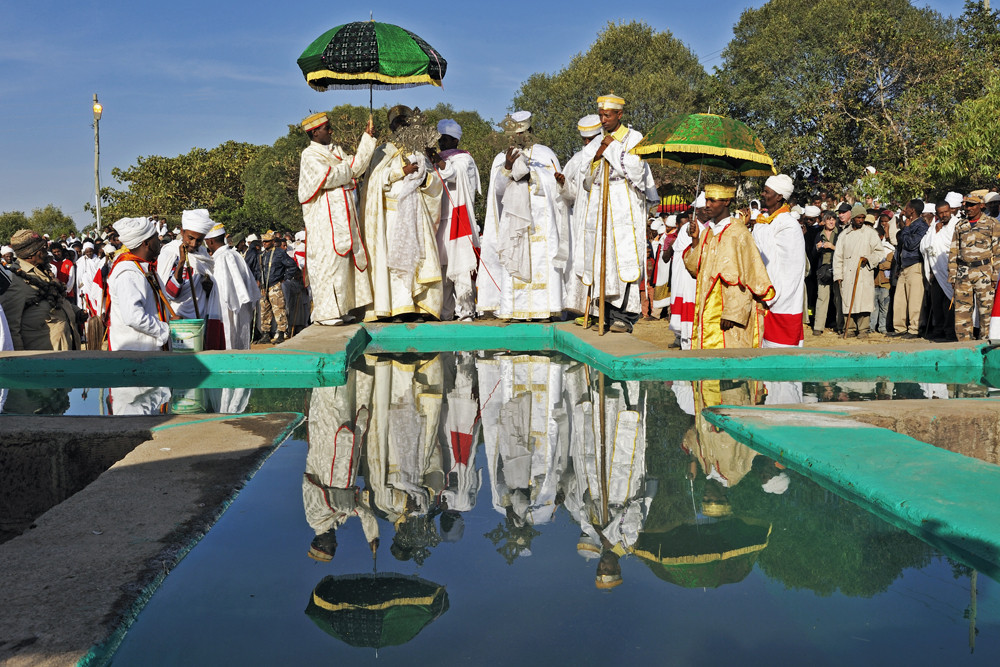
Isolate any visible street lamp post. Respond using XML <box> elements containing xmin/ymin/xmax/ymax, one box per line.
<box><xmin>93</xmin><ymin>94</ymin><xmax>103</xmax><ymax>233</ymax></box>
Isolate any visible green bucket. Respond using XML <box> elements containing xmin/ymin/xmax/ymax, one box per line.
<box><xmin>169</xmin><ymin>318</ymin><xmax>205</xmax><ymax>353</ymax></box>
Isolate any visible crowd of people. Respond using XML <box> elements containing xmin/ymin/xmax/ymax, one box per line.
<box><xmin>2</xmin><ymin>93</ymin><xmax>998</xmax><ymax>353</ymax></box>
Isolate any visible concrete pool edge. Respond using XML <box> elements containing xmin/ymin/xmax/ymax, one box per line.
<box><xmin>702</xmin><ymin>401</ymin><xmax>1000</xmax><ymax>580</ymax></box>
<box><xmin>0</xmin><ymin>412</ymin><xmax>303</xmax><ymax>667</ymax></box>
<box><xmin>0</xmin><ymin>323</ymin><xmax>995</xmax><ymax>387</ymax></box>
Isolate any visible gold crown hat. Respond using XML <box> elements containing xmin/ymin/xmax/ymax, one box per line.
<box><xmin>704</xmin><ymin>183</ymin><xmax>737</xmax><ymax>199</ymax></box>
<box><xmin>595</xmin><ymin>573</ymin><xmax>623</xmax><ymax>590</ymax></box>
<box><xmin>205</xmin><ymin>222</ymin><xmax>226</xmax><ymax>239</ymax></box>
<box><xmin>597</xmin><ymin>94</ymin><xmax>625</xmax><ymax>110</ymax></box>
<box><xmin>301</xmin><ymin>112</ymin><xmax>328</xmax><ymax>132</ymax></box>
<box><xmin>261</xmin><ymin>229</ymin><xmax>277</xmax><ymax>241</ymax></box>
<box><xmin>577</xmin><ymin>114</ymin><xmax>602</xmax><ymax>138</ymax></box>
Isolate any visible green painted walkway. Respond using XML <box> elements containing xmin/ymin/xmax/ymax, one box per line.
<box><xmin>702</xmin><ymin>402</ymin><xmax>1000</xmax><ymax>580</ymax></box>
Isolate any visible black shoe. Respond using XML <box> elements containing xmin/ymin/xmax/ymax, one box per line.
<box><xmin>901</xmin><ymin>332</ymin><xmax>920</xmax><ymax>340</ymax></box>
<box><xmin>812</xmin><ymin>329</ymin><xmax>823</xmax><ymax>336</ymax></box>
<box><xmin>271</xmin><ymin>331</ymin><xmax>286</xmax><ymax>345</ymax></box>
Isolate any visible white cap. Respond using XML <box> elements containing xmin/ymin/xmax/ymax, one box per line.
<box><xmin>764</xmin><ymin>174</ymin><xmax>794</xmax><ymax>200</ymax></box>
<box><xmin>665</xmin><ymin>214</ymin><xmax>678</xmax><ymax>228</ymax></box>
<box><xmin>508</xmin><ymin>110</ymin><xmax>532</xmax><ymax>133</ymax></box>
<box><xmin>82</xmin><ymin>241</ymin><xmax>95</xmax><ymax>251</ymax></box>
<box><xmin>246</xmin><ymin>233</ymin><xmax>259</xmax><ymax>243</ymax></box>
<box><xmin>205</xmin><ymin>222</ymin><xmax>226</xmax><ymax>239</ymax></box>
<box><xmin>294</xmin><ymin>230</ymin><xmax>306</xmax><ymax>242</ymax></box>
<box><xmin>577</xmin><ymin>114</ymin><xmax>601</xmax><ymax>138</ymax></box>
<box><xmin>922</xmin><ymin>202</ymin><xmax>936</xmax><ymax>214</ymax></box>
<box><xmin>694</xmin><ymin>192</ymin><xmax>706</xmax><ymax>208</ymax></box>
<box><xmin>436</xmin><ymin>118</ymin><xmax>462</xmax><ymax>140</ymax></box>
<box><xmin>985</xmin><ymin>192</ymin><xmax>1000</xmax><ymax>204</ymax></box>
<box><xmin>803</xmin><ymin>205</ymin><xmax>821</xmax><ymax>218</ymax></box>
<box><xmin>945</xmin><ymin>192</ymin><xmax>963</xmax><ymax>208</ymax></box>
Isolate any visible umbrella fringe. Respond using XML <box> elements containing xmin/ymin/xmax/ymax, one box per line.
<box><xmin>310</xmin><ymin>82</ymin><xmax>440</xmax><ymax>92</ymax></box>
<box><xmin>632</xmin><ymin>142</ymin><xmax>774</xmax><ymax>168</ymax></box>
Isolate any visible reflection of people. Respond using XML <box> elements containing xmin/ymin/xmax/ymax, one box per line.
<box><xmin>684</xmin><ymin>380</ymin><xmax>762</xmax><ymax>489</ymax></box>
<box><xmin>302</xmin><ymin>380</ymin><xmax>379</xmax><ymax>563</ymax></box>
<box><xmin>438</xmin><ymin>352</ymin><xmax>482</xmax><ymax>521</ymax></box>
<box><xmin>109</xmin><ymin>386</ymin><xmax>170</xmax><ymax>415</ymax></box>
<box><xmin>683</xmin><ymin>185</ymin><xmax>775</xmax><ymax>349</ymax></box>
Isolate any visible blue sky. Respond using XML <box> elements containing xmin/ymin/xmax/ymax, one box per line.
<box><xmin>0</xmin><ymin>0</ymin><xmax>965</xmax><ymax>227</ymax></box>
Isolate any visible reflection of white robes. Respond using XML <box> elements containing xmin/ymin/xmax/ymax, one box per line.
<box><xmin>434</xmin><ymin>151</ymin><xmax>481</xmax><ymax>321</ymax></box>
<box><xmin>752</xmin><ymin>207</ymin><xmax>805</xmax><ymax>347</ymax></box>
<box><xmin>299</xmin><ymin>134</ymin><xmax>376</xmax><ymax>324</ymax></box>
<box><xmin>440</xmin><ymin>352</ymin><xmax>482</xmax><ymax>512</ymax></box>
<box><xmin>205</xmin><ymin>387</ymin><xmax>252</xmax><ymax>414</ymax></box>
<box><xmin>478</xmin><ymin>145</ymin><xmax>569</xmax><ymax>319</ymax></box>
<box><xmin>363</xmin><ymin>145</ymin><xmax>444</xmax><ymax>320</ymax></box>
<box><xmin>577</xmin><ymin>127</ymin><xmax>658</xmax><ymax>317</ymax></box>
<box><xmin>569</xmin><ymin>375</ymin><xmax>650</xmax><ymax>552</ymax></box>
<box><xmin>478</xmin><ymin>355</ymin><xmax>572</xmax><ymax>526</ymax></box>
<box><xmin>302</xmin><ymin>377</ymin><xmax>379</xmax><ymax>543</ymax></box>
<box><xmin>208</xmin><ymin>245</ymin><xmax>260</xmax><ymax>349</ymax></box>
<box><xmin>110</xmin><ymin>386</ymin><xmax>170</xmax><ymax>415</ymax></box>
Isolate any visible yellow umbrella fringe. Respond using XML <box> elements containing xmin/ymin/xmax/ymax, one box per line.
<box><xmin>312</xmin><ymin>589</ymin><xmax>443</xmax><ymax>612</ymax></box>
<box><xmin>633</xmin><ymin>523</ymin><xmax>773</xmax><ymax>565</ymax></box>
<box><xmin>637</xmin><ymin>156</ymin><xmax>776</xmax><ymax>178</ymax></box>
<box><xmin>631</xmin><ymin>142</ymin><xmax>774</xmax><ymax>167</ymax></box>
<box><xmin>306</xmin><ymin>70</ymin><xmax>442</xmax><ymax>87</ymax></box>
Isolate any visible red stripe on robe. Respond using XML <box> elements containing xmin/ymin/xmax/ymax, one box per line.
<box><xmin>764</xmin><ymin>311</ymin><xmax>804</xmax><ymax>346</ymax></box>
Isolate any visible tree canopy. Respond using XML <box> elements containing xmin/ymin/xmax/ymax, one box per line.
<box><xmin>1</xmin><ymin>206</ymin><xmax>77</xmax><ymax>245</ymax></box>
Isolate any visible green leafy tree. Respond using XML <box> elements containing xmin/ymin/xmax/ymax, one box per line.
<box><xmin>29</xmin><ymin>205</ymin><xmax>77</xmax><ymax>239</ymax></box>
<box><xmin>100</xmin><ymin>140</ymin><xmax>264</xmax><ymax>223</ymax></box>
<box><xmin>512</xmin><ymin>21</ymin><xmax>708</xmax><ymax>161</ymax></box>
<box><xmin>712</xmin><ymin>0</ymin><xmax>965</xmax><ymax>197</ymax></box>
<box><xmin>0</xmin><ymin>211</ymin><xmax>30</xmax><ymax>246</ymax></box>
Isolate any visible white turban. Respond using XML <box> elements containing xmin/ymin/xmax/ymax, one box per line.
<box><xmin>1</xmin><ymin>245</ymin><xmax>13</xmax><ymax>255</ymax></box>
<box><xmin>945</xmin><ymin>191</ymin><xmax>963</xmax><ymax>209</ymax></box>
<box><xmin>82</xmin><ymin>241</ymin><xmax>95</xmax><ymax>251</ymax></box>
<box><xmin>651</xmin><ymin>220</ymin><xmax>666</xmax><ymax>234</ymax></box>
<box><xmin>762</xmin><ymin>472</ymin><xmax>790</xmax><ymax>495</ymax></box>
<box><xmin>436</xmin><ymin>118</ymin><xmax>462</xmax><ymax>140</ymax></box>
<box><xmin>803</xmin><ymin>205</ymin><xmax>821</xmax><ymax>218</ymax></box>
<box><xmin>246</xmin><ymin>234</ymin><xmax>259</xmax><ymax>243</ymax></box>
<box><xmin>922</xmin><ymin>202</ymin><xmax>936</xmax><ymax>214</ymax></box>
<box><xmin>790</xmin><ymin>211</ymin><xmax>801</xmax><ymax>220</ymax></box>
<box><xmin>577</xmin><ymin>114</ymin><xmax>602</xmax><ymax>138</ymax></box>
<box><xmin>181</xmin><ymin>209</ymin><xmax>215</xmax><ymax>235</ymax></box>
<box><xmin>103</xmin><ymin>244</ymin><xmax>116</xmax><ymax>256</ymax></box>
<box><xmin>694</xmin><ymin>192</ymin><xmax>706</xmax><ymax>208</ymax></box>
<box><xmin>765</xmin><ymin>174</ymin><xmax>794</xmax><ymax>200</ymax></box>
<box><xmin>665</xmin><ymin>214</ymin><xmax>678</xmax><ymax>228</ymax></box>
<box><xmin>294</xmin><ymin>230</ymin><xmax>306</xmax><ymax>242</ymax></box>
<box><xmin>205</xmin><ymin>222</ymin><xmax>226</xmax><ymax>239</ymax></box>
<box><xmin>113</xmin><ymin>216</ymin><xmax>157</xmax><ymax>250</ymax></box>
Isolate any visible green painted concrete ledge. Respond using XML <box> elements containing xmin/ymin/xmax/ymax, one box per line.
<box><xmin>1</xmin><ymin>323</ymin><xmax>996</xmax><ymax>388</ymax></box>
<box><xmin>702</xmin><ymin>404</ymin><xmax>1000</xmax><ymax>580</ymax></box>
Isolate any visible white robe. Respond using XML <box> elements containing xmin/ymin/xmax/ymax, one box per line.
<box><xmin>76</xmin><ymin>255</ymin><xmax>102</xmax><ymax>313</ymax></box>
<box><xmin>109</xmin><ymin>386</ymin><xmax>171</xmax><ymax>415</ymax></box>
<box><xmin>919</xmin><ymin>217</ymin><xmax>957</xmax><ymax>299</ymax></box>
<box><xmin>577</xmin><ymin>127</ymin><xmax>658</xmax><ymax>317</ymax></box>
<box><xmin>299</xmin><ymin>134</ymin><xmax>376</xmax><ymax>323</ymax></box>
<box><xmin>157</xmin><ymin>240</ymin><xmax>213</xmax><ymax>320</ymax></box>
<box><xmin>207</xmin><ymin>244</ymin><xmax>260</xmax><ymax>349</ymax></box>
<box><xmin>107</xmin><ymin>257</ymin><xmax>170</xmax><ymax>352</ymax></box>
<box><xmin>434</xmin><ymin>151</ymin><xmax>481</xmax><ymax>320</ymax></box>
<box><xmin>650</xmin><ymin>233</ymin><xmax>672</xmax><ymax>310</ymax></box>
<box><xmin>478</xmin><ymin>145</ymin><xmax>569</xmax><ymax>319</ymax></box>
<box><xmin>560</xmin><ymin>148</ymin><xmax>593</xmax><ymax>314</ymax></box>
<box><xmin>752</xmin><ymin>209</ymin><xmax>806</xmax><ymax>347</ymax></box>
<box><xmin>363</xmin><ymin>144</ymin><xmax>444</xmax><ymax>320</ymax></box>
<box><xmin>669</xmin><ymin>222</ymin><xmax>706</xmax><ymax>349</ymax></box>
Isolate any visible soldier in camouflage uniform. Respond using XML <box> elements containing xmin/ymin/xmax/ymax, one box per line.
<box><xmin>948</xmin><ymin>190</ymin><xmax>1000</xmax><ymax>341</ymax></box>
<box><xmin>257</xmin><ymin>230</ymin><xmax>299</xmax><ymax>344</ymax></box>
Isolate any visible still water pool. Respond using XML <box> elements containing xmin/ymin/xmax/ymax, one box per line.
<box><xmin>94</xmin><ymin>352</ymin><xmax>998</xmax><ymax>665</ymax></box>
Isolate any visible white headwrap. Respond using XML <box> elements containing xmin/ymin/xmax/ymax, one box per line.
<box><xmin>665</xmin><ymin>214</ymin><xmax>678</xmax><ymax>228</ymax></box>
<box><xmin>694</xmin><ymin>192</ymin><xmax>706</xmax><ymax>208</ymax></box>
<box><xmin>436</xmin><ymin>118</ymin><xmax>462</xmax><ymax>140</ymax></box>
<box><xmin>181</xmin><ymin>209</ymin><xmax>215</xmax><ymax>235</ymax></box>
<box><xmin>577</xmin><ymin>114</ymin><xmax>602</xmax><ymax>138</ymax></box>
<box><xmin>1</xmin><ymin>245</ymin><xmax>13</xmax><ymax>255</ymax></box>
<box><xmin>651</xmin><ymin>220</ymin><xmax>666</xmax><ymax>234</ymax></box>
<box><xmin>762</xmin><ymin>472</ymin><xmax>790</xmax><ymax>495</ymax></box>
<box><xmin>922</xmin><ymin>202</ymin><xmax>936</xmax><ymax>214</ymax></box>
<box><xmin>246</xmin><ymin>233</ymin><xmax>259</xmax><ymax>243</ymax></box>
<box><xmin>294</xmin><ymin>230</ymin><xmax>306</xmax><ymax>242</ymax></box>
<box><xmin>103</xmin><ymin>244</ymin><xmax>116</xmax><ymax>256</ymax></box>
<box><xmin>803</xmin><ymin>205</ymin><xmax>821</xmax><ymax>218</ymax></box>
<box><xmin>765</xmin><ymin>174</ymin><xmax>794</xmax><ymax>200</ymax></box>
<box><xmin>113</xmin><ymin>216</ymin><xmax>157</xmax><ymax>250</ymax></box>
<box><xmin>82</xmin><ymin>241</ymin><xmax>95</xmax><ymax>251</ymax></box>
<box><xmin>945</xmin><ymin>191</ymin><xmax>963</xmax><ymax>209</ymax></box>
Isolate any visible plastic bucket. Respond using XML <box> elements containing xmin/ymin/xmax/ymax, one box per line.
<box><xmin>170</xmin><ymin>387</ymin><xmax>205</xmax><ymax>414</ymax></box>
<box><xmin>169</xmin><ymin>318</ymin><xmax>205</xmax><ymax>353</ymax></box>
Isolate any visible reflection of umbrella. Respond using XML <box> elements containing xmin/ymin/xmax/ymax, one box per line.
<box><xmin>297</xmin><ymin>21</ymin><xmax>447</xmax><ymax>92</ymax></box>
<box><xmin>305</xmin><ymin>573</ymin><xmax>449</xmax><ymax>648</ymax></box>
<box><xmin>633</xmin><ymin>518</ymin><xmax>772</xmax><ymax>588</ymax></box>
<box><xmin>632</xmin><ymin>113</ymin><xmax>776</xmax><ymax>177</ymax></box>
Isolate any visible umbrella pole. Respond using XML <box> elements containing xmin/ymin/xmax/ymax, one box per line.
<box><xmin>599</xmin><ymin>372</ymin><xmax>609</xmax><ymax>526</ymax></box>
<box><xmin>369</xmin><ymin>83</ymin><xmax>373</xmax><ymax>114</ymax></box>
<box><xmin>598</xmin><ymin>164</ymin><xmax>610</xmax><ymax>336</ymax></box>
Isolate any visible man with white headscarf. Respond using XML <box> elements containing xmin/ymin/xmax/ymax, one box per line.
<box><xmin>157</xmin><ymin>208</ymin><xmax>214</xmax><ymax>322</ymax></box>
<box><xmin>203</xmin><ymin>221</ymin><xmax>261</xmax><ymax>349</ymax></box>
<box><xmin>561</xmin><ymin>114</ymin><xmax>603</xmax><ymax>317</ymax></box>
<box><xmin>430</xmin><ymin>118</ymin><xmax>481</xmax><ymax>321</ymax></box>
<box><xmin>75</xmin><ymin>241</ymin><xmax>103</xmax><ymax>316</ymax></box>
<box><xmin>479</xmin><ymin>110</ymin><xmax>569</xmax><ymax>320</ymax></box>
<box><xmin>575</xmin><ymin>95</ymin><xmax>659</xmax><ymax>333</ymax></box>
<box><xmin>752</xmin><ymin>174</ymin><xmax>805</xmax><ymax>347</ymax></box>
<box><xmin>298</xmin><ymin>111</ymin><xmax>376</xmax><ymax>326</ymax></box>
<box><xmin>669</xmin><ymin>194</ymin><xmax>708</xmax><ymax>348</ymax></box>
<box><xmin>363</xmin><ymin>105</ymin><xmax>444</xmax><ymax>321</ymax></box>
<box><xmin>107</xmin><ymin>217</ymin><xmax>171</xmax><ymax>351</ymax></box>
<box><xmin>920</xmin><ymin>193</ymin><xmax>961</xmax><ymax>340</ymax></box>
<box><xmin>649</xmin><ymin>215</ymin><xmax>672</xmax><ymax>317</ymax></box>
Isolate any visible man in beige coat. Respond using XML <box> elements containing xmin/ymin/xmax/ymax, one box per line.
<box><xmin>832</xmin><ymin>205</ymin><xmax>885</xmax><ymax>338</ymax></box>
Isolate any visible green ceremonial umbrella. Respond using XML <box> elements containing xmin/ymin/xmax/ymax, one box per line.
<box><xmin>631</xmin><ymin>113</ymin><xmax>776</xmax><ymax>177</ymax></box>
<box><xmin>305</xmin><ymin>573</ymin><xmax>449</xmax><ymax>649</ymax></box>
<box><xmin>297</xmin><ymin>21</ymin><xmax>447</xmax><ymax>93</ymax></box>
<box><xmin>632</xmin><ymin>518</ymin><xmax>772</xmax><ymax>589</ymax></box>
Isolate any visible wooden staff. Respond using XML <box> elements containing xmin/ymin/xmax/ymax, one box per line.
<box><xmin>598</xmin><ymin>164</ymin><xmax>611</xmax><ymax>336</ymax></box>
<box><xmin>582</xmin><ymin>286</ymin><xmax>592</xmax><ymax>329</ymax></box>
<box><xmin>843</xmin><ymin>256</ymin><xmax>865</xmax><ymax>339</ymax></box>
<box><xmin>598</xmin><ymin>371</ymin><xmax>609</xmax><ymax>526</ymax></box>
<box><xmin>185</xmin><ymin>255</ymin><xmax>200</xmax><ymax>320</ymax></box>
